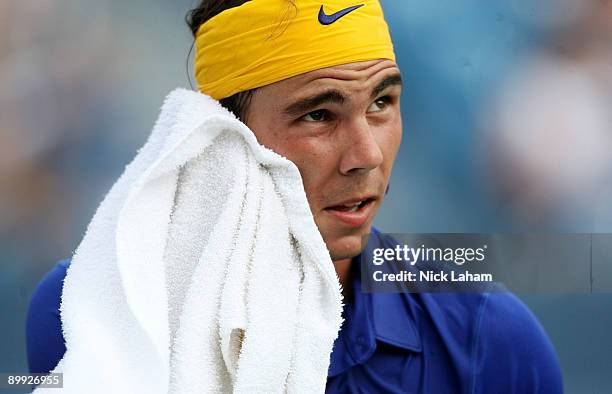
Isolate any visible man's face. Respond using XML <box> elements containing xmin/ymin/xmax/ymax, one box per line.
<box><xmin>245</xmin><ymin>59</ymin><xmax>403</xmax><ymax>262</ymax></box>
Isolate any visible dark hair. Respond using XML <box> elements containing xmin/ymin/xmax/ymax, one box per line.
<box><xmin>185</xmin><ymin>0</ymin><xmax>255</xmax><ymax>121</ymax></box>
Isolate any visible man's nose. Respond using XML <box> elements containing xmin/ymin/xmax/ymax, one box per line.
<box><xmin>338</xmin><ymin>118</ymin><xmax>384</xmax><ymax>176</ymax></box>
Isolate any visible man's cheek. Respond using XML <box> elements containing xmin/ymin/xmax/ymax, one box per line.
<box><xmin>383</xmin><ymin>134</ymin><xmax>401</xmax><ymax>166</ymax></box>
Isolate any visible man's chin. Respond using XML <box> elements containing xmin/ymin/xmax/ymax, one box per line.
<box><xmin>315</xmin><ymin>215</ymin><xmax>375</xmax><ymax>261</ymax></box>
<box><xmin>325</xmin><ymin>232</ymin><xmax>370</xmax><ymax>262</ymax></box>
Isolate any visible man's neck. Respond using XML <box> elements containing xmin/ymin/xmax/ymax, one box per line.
<box><xmin>334</xmin><ymin>258</ymin><xmax>355</xmax><ymax>301</ymax></box>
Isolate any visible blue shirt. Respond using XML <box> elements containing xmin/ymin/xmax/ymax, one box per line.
<box><xmin>27</xmin><ymin>231</ymin><xmax>563</xmax><ymax>393</ymax></box>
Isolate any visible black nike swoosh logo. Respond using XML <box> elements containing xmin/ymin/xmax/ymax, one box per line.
<box><xmin>318</xmin><ymin>4</ymin><xmax>364</xmax><ymax>25</ymax></box>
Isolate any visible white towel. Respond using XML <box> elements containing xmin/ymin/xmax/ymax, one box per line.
<box><xmin>34</xmin><ymin>88</ymin><xmax>344</xmax><ymax>394</ymax></box>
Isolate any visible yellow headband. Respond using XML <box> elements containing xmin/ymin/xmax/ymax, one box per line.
<box><xmin>194</xmin><ymin>0</ymin><xmax>396</xmax><ymax>100</ymax></box>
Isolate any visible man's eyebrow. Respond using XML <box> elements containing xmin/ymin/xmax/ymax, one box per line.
<box><xmin>283</xmin><ymin>90</ymin><xmax>346</xmax><ymax>117</ymax></box>
<box><xmin>282</xmin><ymin>74</ymin><xmax>402</xmax><ymax>117</ymax></box>
<box><xmin>370</xmin><ymin>74</ymin><xmax>403</xmax><ymax>100</ymax></box>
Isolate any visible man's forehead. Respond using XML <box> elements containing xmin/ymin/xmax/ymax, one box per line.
<box><xmin>294</xmin><ymin>59</ymin><xmax>400</xmax><ymax>87</ymax></box>
<box><xmin>278</xmin><ymin>60</ymin><xmax>402</xmax><ymax>100</ymax></box>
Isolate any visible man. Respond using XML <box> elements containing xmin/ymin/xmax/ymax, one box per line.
<box><xmin>28</xmin><ymin>0</ymin><xmax>563</xmax><ymax>392</ymax></box>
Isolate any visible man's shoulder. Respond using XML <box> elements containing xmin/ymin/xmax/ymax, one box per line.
<box><xmin>477</xmin><ymin>291</ymin><xmax>557</xmax><ymax>356</ymax></box>
<box><xmin>28</xmin><ymin>259</ymin><xmax>70</xmax><ymax>320</ymax></box>
<box><xmin>49</xmin><ymin>258</ymin><xmax>70</xmax><ymax>286</ymax></box>
<box><xmin>419</xmin><ymin>278</ymin><xmax>563</xmax><ymax>392</ymax></box>
<box><xmin>28</xmin><ymin>259</ymin><xmax>70</xmax><ymax>318</ymax></box>
<box><xmin>57</xmin><ymin>258</ymin><xmax>71</xmax><ymax>271</ymax></box>
<box><xmin>370</xmin><ymin>229</ymin><xmax>562</xmax><ymax>392</ymax></box>
<box><xmin>32</xmin><ymin>259</ymin><xmax>70</xmax><ymax>299</ymax></box>
<box><xmin>473</xmin><ymin>292</ymin><xmax>563</xmax><ymax>392</ymax></box>
<box><xmin>27</xmin><ymin>259</ymin><xmax>70</xmax><ymax>373</ymax></box>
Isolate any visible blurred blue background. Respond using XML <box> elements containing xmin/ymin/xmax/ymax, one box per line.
<box><xmin>1</xmin><ymin>0</ymin><xmax>611</xmax><ymax>393</ymax></box>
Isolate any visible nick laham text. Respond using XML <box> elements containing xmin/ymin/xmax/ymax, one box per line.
<box><xmin>373</xmin><ymin>270</ymin><xmax>493</xmax><ymax>283</ymax></box>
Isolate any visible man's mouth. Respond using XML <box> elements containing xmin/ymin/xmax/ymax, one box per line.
<box><xmin>324</xmin><ymin>197</ymin><xmax>377</xmax><ymax>228</ymax></box>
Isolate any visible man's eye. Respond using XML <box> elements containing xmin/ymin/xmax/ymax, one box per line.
<box><xmin>301</xmin><ymin>109</ymin><xmax>328</xmax><ymax>122</ymax></box>
<box><xmin>368</xmin><ymin>97</ymin><xmax>391</xmax><ymax>113</ymax></box>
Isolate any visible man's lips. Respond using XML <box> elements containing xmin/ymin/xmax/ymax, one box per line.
<box><xmin>323</xmin><ymin>196</ymin><xmax>378</xmax><ymax>228</ymax></box>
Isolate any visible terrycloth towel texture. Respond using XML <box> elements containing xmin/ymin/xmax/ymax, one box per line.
<box><xmin>34</xmin><ymin>88</ymin><xmax>344</xmax><ymax>393</ymax></box>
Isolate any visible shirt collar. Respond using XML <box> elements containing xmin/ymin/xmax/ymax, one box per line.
<box><xmin>328</xmin><ymin>230</ymin><xmax>422</xmax><ymax>377</ymax></box>
<box><xmin>368</xmin><ymin>229</ymin><xmax>422</xmax><ymax>352</ymax></box>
